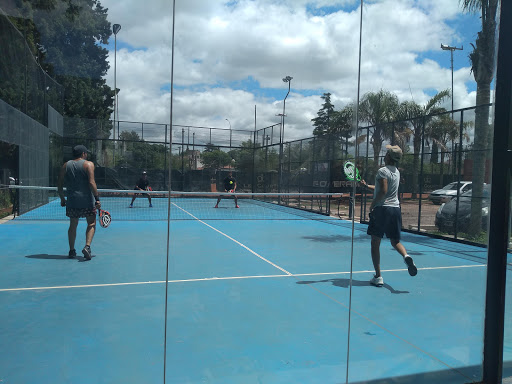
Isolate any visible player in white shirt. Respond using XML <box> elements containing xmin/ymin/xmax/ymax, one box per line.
<box><xmin>361</xmin><ymin>145</ymin><xmax>418</xmax><ymax>287</ymax></box>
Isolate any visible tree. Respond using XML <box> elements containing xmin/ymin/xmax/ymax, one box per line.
<box><xmin>229</xmin><ymin>140</ymin><xmax>256</xmax><ymax>176</ymax></box>
<box><xmin>330</xmin><ymin>104</ymin><xmax>354</xmax><ymax>156</ymax></box>
<box><xmin>9</xmin><ymin>0</ymin><xmax>115</xmax><ymax>138</ymax></box>
<box><xmin>201</xmin><ymin>149</ymin><xmax>232</xmax><ymax>171</ymax></box>
<box><xmin>427</xmin><ymin>114</ymin><xmax>471</xmax><ymax>186</ymax></box>
<box><xmin>312</xmin><ymin>93</ymin><xmax>335</xmax><ymax>136</ymax></box>
<box><xmin>312</xmin><ymin>95</ymin><xmax>355</xmax><ymax>164</ymax></box>
<box><xmin>396</xmin><ymin>90</ymin><xmax>450</xmax><ymax>197</ymax></box>
<box><xmin>460</xmin><ymin>0</ymin><xmax>498</xmax><ymax>236</ymax></box>
<box><xmin>358</xmin><ymin>89</ymin><xmax>400</xmax><ymax>172</ymax></box>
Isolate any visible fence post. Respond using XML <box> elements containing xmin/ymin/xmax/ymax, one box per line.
<box><xmin>164</xmin><ymin>124</ymin><xmax>167</xmax><ymax>189</ymax></box>
<box><xmin>483</xmin><ymin>2</ymin><xmax>511</xmax><ymax>381</ymax></box>
<box><xmin>417</xmin><ymin>116</ymin><xmax>426</xmax><ymax>231</ymax></box>
<box><xmin>361</xmin><ymin>127</ymin><xmax>370</xmax><ymax>221</ymax></box>
<box><xmin>252</xmin><ymin>130</ymin><xmax>256</xmax><ymax>193</ymax></box>
<box><xmin>454</xmin><ymin>111</ymin><xmax>465</xmax><ymax>238</ymax></box>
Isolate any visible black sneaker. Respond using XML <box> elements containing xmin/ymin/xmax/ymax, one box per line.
<box><xmin>68</xmin><ymin>249</ymin><xmax>77</xmax><ymax>259</ymax></box>
<box><xmin>404</xmin><ymin>256</ymin><xmax>417</xmax><ymax>276</ymax></box>
<box><xmin>82</xmin><ymin>245</ymin><xmax>92</xmax><ymax>260</ymax></box>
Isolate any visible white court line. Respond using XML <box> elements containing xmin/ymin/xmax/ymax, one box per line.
<box><xmin>0</xmin><ymin>264</ymin><xmax>485</xmax><ymax>292</ymax></box>
<box><xmin>171</xmin><ymin>202</ymin><xmax>292</xmax><ymax>275</ymax></box>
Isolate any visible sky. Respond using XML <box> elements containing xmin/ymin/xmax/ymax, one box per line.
<box><xmin>99</xmin><ymin>0</ymin><xmax>482</xmax><ymax>143</ymax></box>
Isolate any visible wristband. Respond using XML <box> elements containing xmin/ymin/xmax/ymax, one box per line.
<box><xmin>94</xmin><ymin>195</ymin><xmax>100</xmax><ymax>201</ymax></box>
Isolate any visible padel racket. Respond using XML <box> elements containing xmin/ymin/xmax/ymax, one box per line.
<box><xmin>343</xmin><ymin>161</ymin><xmax>362</xmax><ymax>181</ymax></box>
<box><xmin>98</xmin><ymin>209</ymin><xmax>111</xmax><ymax>228</ymax></box>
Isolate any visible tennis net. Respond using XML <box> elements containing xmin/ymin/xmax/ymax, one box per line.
<box><xmin>3</xmin><ymin>185</ymin><xmax>350</xmax><ymax>222</ymax></box>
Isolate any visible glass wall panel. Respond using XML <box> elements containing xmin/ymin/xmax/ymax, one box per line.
<box><xmin>0</xmin><ymin>2</ymin><xmax>171</xmax><ymax>383</ymax></box>
<box><xmin>347</xmin><ymin>1</ymin><xmax>495</xmax><ymax>383</ymax></box>
<box><xmin>2</xmin><ymin>0</ymin><xmax>508</xmax><ymax>382</ymax></box>
<box><xmin>506</xmin><ymin>180</ymin><xmax>512</xmax><ymax>379</ymax></box>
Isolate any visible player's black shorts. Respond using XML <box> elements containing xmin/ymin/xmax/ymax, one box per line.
<box><xmin>66</xmin><ymin>207</ymin><xmax>97</xmax><ymax>218</ymax></box>
<box><xmin>367</xmin><ymin>206</ymin><xmax>402</xmax><ymax>240</ymax></box>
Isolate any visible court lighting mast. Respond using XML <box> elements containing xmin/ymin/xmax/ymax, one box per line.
<box><xmin>441</xmin><ymin>43</ymin><xmax>463</xmax><ymax>116</ymax></box>
<box><xmin>113</xmin><ymin>23</ymin><xmax>121</xmax><ymax>164</ymax></box>
<box><xmin>281</xmin><ymin>76</ymin><xmax>293</xmax><ymax>144</ymax></box>
<box><xmin>277</xmin><ymin>75</ymin><xmax>292</xmax><ymax>197</ymax></box>
<box><xmin>441</xmin><ymin>43</ymin><xmax>463</xmax><ymax>177</ymax></box>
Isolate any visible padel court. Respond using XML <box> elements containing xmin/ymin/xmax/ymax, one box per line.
<box><xmin>1</xmin><ymin>196</ymin><xmax>510</xmax><ymax>384</ymax></box>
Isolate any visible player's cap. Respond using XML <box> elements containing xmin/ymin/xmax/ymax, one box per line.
<box><xmin>385</xmin><ymin>145</ymin><xmax>402</xmax><ymax>162</ymax></box>
<box><xmin>72</xmin><ymin>145</ymin><xmax>91</xmax><ymax>157</ymax></box>
<box><xmin>142</xmin><ymin>170</ymin><xmax>147</xmax><ymax>174</ymax></box>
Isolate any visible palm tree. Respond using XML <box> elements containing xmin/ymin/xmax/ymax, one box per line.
<box><xmin>427</xmin><ymin>113</ymin><xmax>471</xmax><ymax>187</ymax></box>
<box><xmin>358</xmin><ymin>89</ymin><xmax>400</xmax><ymax>172</ymax></box>
<box><xmin>460</xmin><ymin>0</ymin><xmax>498</xmax><ymax>236</ymax></box>
<box><xmin>396</xmin><ymin>90</ymin><xmax>450</xmax><ymax>198</ymax></box>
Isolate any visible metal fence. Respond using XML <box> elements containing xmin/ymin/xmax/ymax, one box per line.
<box><xmin>0</xmin><ymin>8</ymin><xmax>64</xmax><ymax>126</ymax></box>
<box><xmin>43</xmin><ymin>103</ymin><xmax>493</xmax><ymax>244</ymax></box>
<box><xmin>0</xmin><ymin>57</ymin><xmax>493</xmax><ymax>243</ymax></box>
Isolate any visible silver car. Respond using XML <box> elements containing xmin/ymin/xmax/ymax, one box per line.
<box><xmin>428</xmin><ymin>181</ymin><xmax>472</xmax><ymax>204</ymax></box>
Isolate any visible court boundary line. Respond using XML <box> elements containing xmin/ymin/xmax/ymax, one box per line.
<box><xmin>171</xmin><ymin>201</ymin><xmax>293</xmax><ymax>275</ymax></box>
<box><xmin>0</xmin><ymin>264</ymin><xmax>485</xmax><ymax>292</ymax></box>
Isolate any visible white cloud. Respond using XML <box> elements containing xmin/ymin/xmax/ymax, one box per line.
<box><xmin>100</xmin><ymin>0</ymin><xmax>480</xmax><ymax>142</ymax></box>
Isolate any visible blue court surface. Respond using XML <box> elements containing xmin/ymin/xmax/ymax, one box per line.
<box><xmin>1</xmin><ymin>197</ymin><xmax>511</xmax><ymax>384</ymax></box>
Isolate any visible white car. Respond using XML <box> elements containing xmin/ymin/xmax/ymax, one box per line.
<box><xmin>428</xmin><ymin>181</ymin><xmax>472</xmax><ymax>204</ymax></box>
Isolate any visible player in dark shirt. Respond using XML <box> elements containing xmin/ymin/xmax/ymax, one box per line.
<box><xmin>129</xmin><ymin>171</ymin><xmax>153</xmax><ymax>207</ymax></box>
<box><xmin>57</xmin><ymin>145</ymin><xmax>101</xmax><ymax>260</ymax></box>
<box><xmin>214</xmin><ymin>171</ymin><xmax>239</xmax><ymax>208</ymax></box>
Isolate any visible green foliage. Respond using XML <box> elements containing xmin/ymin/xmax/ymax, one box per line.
<box><xmin>201</xmin><ymin>149</ymin><xmax>232</xmax><ymax>171</ymax></box>
<box><xmin>331</xmin><ymin>104</ymin><xmax>354</xmax><ymax>138</ymax></box>
<box><xmin>5</xmin><ymin>0</ymin><xmax>114</xmax><ymax>132</ymax></box>
<box><xmin>312</xmin><ymin>93</ymin><xmax>335</xmax><ymax>136</ymax></box>
<box><xmin>119</xmin><ymin>130</ymin><xmax>141</xmax><ymax>144</ymax></box>
<box><xmin>0</xmin><ymin>190</ymin><xmax>13</xmax><ymax>219</ymax></box>
<box><xmin>229</xmin><ymin>140</ymin><xmax>254</xmax><ymax>174</ymax></box>
<box><xmin>460</xmin><ymin>0</ymin><xmax>498</xmax><ymax>236</ymax></box>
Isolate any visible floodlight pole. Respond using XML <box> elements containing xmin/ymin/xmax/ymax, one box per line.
<box><xmin>281</xmin><ymin>76</ymin><xmax>292</xmax><ymax>145</ymax></box>
<box><xmin>226</xmin><ymin>118</ymin><xmax>232</xmax><ymax>147</ymax></box>
<box><xmin>278</xmin><ymin>76</ymin><xmax>292</xmax><ymax>197</ymax></box>
<box><xmin>441</xmin><ymin>43</ymin><xmax>462</xmax><ymax>179</ymax></box>
<box><xmin>441</xmin><ymin>44</ymin><xmax>463</xmax><ymax>116</ymax></box>
<box><xmin>193</xmin><ymin>132</ymin><xmax>196</xmax><ymax>169</ymax></box>
<box><xmin>181</xmin><ymin>127</ymin><xmax>185</xmax><ymax>189</ymax></box>
<box><xmin>112</xmin><ymin>23</ymin><xmax>121</xmax><ymax>166</ymax></box>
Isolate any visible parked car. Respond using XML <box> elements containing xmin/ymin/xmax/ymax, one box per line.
<box><xmin>428</xmin><ymin>181</ymin><xmax>473</xmax><ymax>204</ymax></box>
<box><xmin>435</xmin><ymin>185</ymin><xmax>490</xmax><ymax>234</ymax></box>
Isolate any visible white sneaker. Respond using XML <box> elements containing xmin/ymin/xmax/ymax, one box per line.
<box><xmin>370</xmin><ymin>275</ymin><xmax>383</xmax><ymax>287</ymax></box>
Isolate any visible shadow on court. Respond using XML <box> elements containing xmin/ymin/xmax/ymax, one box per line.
<box><xmin>25</xmin><ymin>254</ymin><xmax>92</xmax><ymax>262</ymax></box>
<box><xmin>301</xmin><ymin>233</ymin><xmax>366</xmax><ymax>243</ymax></box>
<box><xmin>296</xmin><ymin>278</ymin><xmax>409</xmax><ymax>294</ymax></box>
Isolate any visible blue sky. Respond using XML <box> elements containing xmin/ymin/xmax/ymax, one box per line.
<box><xmin>100</xmin><ymin>0</ymin><xmax>487</xmax><ymax>140</ymax></box>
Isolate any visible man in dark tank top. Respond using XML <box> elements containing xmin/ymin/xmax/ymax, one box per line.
<box><xmin>57</xmin><ymin>145</ymin><xmax>101</xmax><ymax>261</ymax></box>
<box><xmin>129</xmin><ymin>171</ymin><xmax>152</xmax><ymax>208</ymax></box>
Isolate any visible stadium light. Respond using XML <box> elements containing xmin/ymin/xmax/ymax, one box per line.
<box><xmin>278</xmin><ymin>76</ymin><xmax>292</xmax><ymax>197</ymax></box>
<box><xmin>440</xmin><ymin>43</ymin><xmax>463</xmax><ymax>115</ymax></box>
<box><xmin>441</xmin><ymin>43</ymin><xmax>463</xmax><ymax>177</ymax></box>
